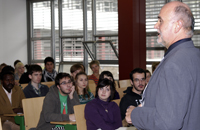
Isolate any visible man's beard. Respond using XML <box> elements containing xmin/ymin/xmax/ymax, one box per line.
<box><xmin>60</xmin><ymin>87</ymin><xmax>71</xmax><ymax>95</ymax></box>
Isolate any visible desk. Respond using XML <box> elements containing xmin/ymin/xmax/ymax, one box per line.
<box><xmin>51</xmin><ymin>121</ymin><xmax>76</xmax><ymax>130</ymax></box>
<box><xmin>3</xmin><ymin>114</ymin><xmax>24</xmax><ymax>117</ymax></box>
<box><xmin>117</xmin><ymin>126</ymin><xmax>137</xmax><ymax>130</ymax></box>
<box><xmin>3</xmin><ymin>114</ymin><xmax>25</xmax><ymax>130</ymax></box>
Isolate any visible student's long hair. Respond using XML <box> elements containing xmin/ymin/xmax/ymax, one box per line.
<box><xmin>75</xmin><ymin>72</ymin><xmax>90</xmax><ymax>99</ymax></box>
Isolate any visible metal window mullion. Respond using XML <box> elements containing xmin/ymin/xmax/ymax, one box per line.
<box><xmin>58</xmin><ymin>0</ymin><xmax>63</xmax><ymax>62</ymax></box>
<box><xmin>58</xmin><ymin>0</ymin><xmax>64</xmax><ymax>72</ymax></box>
<box><xmin>27</xmin><ymin>1</ymin><xmax>34</xmax><ymax>64</ymax></box>
<box><xmin>51</xmin><ymin>0</ymin><xmax>56</xmax><ymax>61</ymax></box>
<box><xmin>92</xmin><ymin>0</ymin><xmax>96</xmax><ymax>41</ymax></box>
<box><xmin>83</xmin><ymin>0</ymin><xmax>89</xmax><ymax>73</ymax></box>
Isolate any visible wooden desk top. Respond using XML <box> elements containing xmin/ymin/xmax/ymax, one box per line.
<box><xmin>3</xmin><ymin>114</ymin><xmax>24</xmax><ymax>117</ymax></box>
<box><xmin>50</xmin><ymin>121</ymin><xmax>76</xmax><ymax>125</ymax></box>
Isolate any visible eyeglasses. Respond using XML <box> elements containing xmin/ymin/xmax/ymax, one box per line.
<box><xmin>60</xmin><ymin>81</ymin><xmax>72</xmax><ymax>86</ymax></box>
<box><xmin>133</xmin><ymin>78</ymin><xmax>146</xmax><ymax>83</ymax></box>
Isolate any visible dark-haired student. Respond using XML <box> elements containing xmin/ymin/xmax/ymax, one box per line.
<box><xmin>98</xmin><ymin>71</ymin><xmax>120</xmax><ymax>100</ymax></box>
<box><xmin>36</xmin><ymin>73</ymin><xmax>79</xmax><ymax>130</ymax></box>
<box><xmin>23</xmin><ymin>65</ymin><xmax>49</xmax><ymax>98</ymax></box>
<box><xmin>42</xmin><ymin>57</ymin><xmax>57</xmax><ymax>82</ymax></box>
<box><xmin>85</xmin><ymin>79</ymin><xmax>122</xmax><ymax>130</ymax></box>
<box><xmin>0</xmin><ymin>66</ymin><xmax>25</xmax><ymax>130</ymax></box>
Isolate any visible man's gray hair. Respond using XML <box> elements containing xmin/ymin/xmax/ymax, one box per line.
<box><xmin>174</xmin><ymin>5</ymin><xmax>195</xmax><ymax>36</ymax></box>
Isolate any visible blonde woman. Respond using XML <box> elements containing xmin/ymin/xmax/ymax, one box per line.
<box><xmin>15</xmin><ymin>62</ymin><xmax>25</xmax><ymax>80</ymax></box>
<box><xmin>75</xmin><ymin>72</ymin><xmax>94</xmax><ymax>104</ymax></box>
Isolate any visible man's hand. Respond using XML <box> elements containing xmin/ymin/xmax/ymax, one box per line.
<box><xmin>69</xmin><ymin>114</ymin><xmax>76</xmax><ymax>121</ymax></box>
<box><xmin>68</xmin><ymin>85</ymin><xmax>75</xmax><ymax>99</ymax></box>
<box><xmin>13</xmin><ymin>108</ymin><xmax>23</xmax><ymax>114</ymax></box>
<box><xmin>125</xmin><ymin>106</ymin><xmax>136</xmax><ymax>124</ymax></box>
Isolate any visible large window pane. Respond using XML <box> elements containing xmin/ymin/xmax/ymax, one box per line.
<box><xmin>33</xmin><ymin>40</ymin><xmax>51</xmax><ymax>60</ymax></box>
<box><xmin>146</xmin><ymin>50</ymin><xmax>164</xmax><ymax>62</ymax></box>
<box><xmin>96</xmin><ymin>0</ymin><xmax>118</xmax><ymax>35</ymax></box>
<box><xmin>146</xmin><ymin>36</ymin><xmax>164</xmax><ymax>47</ymax></box>
<box><xmin>62</xmin><ymin>0</ymin><xmax>83</xmax><ymax>36</ymax></box>
<box><xmin>62</xmin><ymin>38</ymin><xmax>84</xmax><ymax>61</ymax></box>
<box><xmin>192</xmin><ymin>35</ymin><xmax>200</xmax><ymax>46</ymax></box>
<box><xmin>146</xmin><ymin>0</ymin><xmax>165</xmax><ymax>32</ymax></box>
<box><xmin>182</xmin><ymin>0</ymin><xmax>200</xmax><ymax>30</ymax></box>
<box><xmin>33</xmin><ymin>1</ymin><xmax>51</xmax><ymax>37</ymax></box>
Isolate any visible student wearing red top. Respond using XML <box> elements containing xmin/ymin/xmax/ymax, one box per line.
<box><xmin>88</xmin><ymin>60</ymin><xmax>100</xmax><ymax>85</ymax></box>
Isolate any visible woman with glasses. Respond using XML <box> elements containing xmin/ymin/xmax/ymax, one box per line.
<box><xmin>85</xmin><ymin>78</ymin><xmax>122</xmax><ymax>130</ymax></box>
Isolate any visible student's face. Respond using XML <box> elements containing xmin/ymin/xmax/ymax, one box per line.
<box><xmin>103</xmin><ymin>75</ymin><xmax>113</xmax><ymax>82</ymax></box>
<box><xmin>131</xmin><ymin>73</ymin><xmax>146</xmax><ymax>94</ymax></box>
<box><xmin>146</xmin><ymin>72</ymin><xmax>151</xmax><ymax>84</ymax></box>
<box><xmin>98</xmin><ymin>85</ymin><xmax>111</xmax><ymax>102</ymax></box>
<box><xmin>57</xmin><ymin>77</ymin><xmax>73</xmax><ymax>96</ymax></box>
<box><xmin>45</xmin><ymin>62</ymin><xmax>54</xmax><ymax>73</ymax></box>
<box><xmin>29</xmin><ymin>71</ymin><xmax>42</xmax><ymax>84</ymax></box>
<box><xmin>72</xmin><ymin>69</ymin><xmax>83</xmax><ymax>79</ymax></box>
<box><xmin>1</xmin><ymin>74</ymin><xmax>15</xmax><ymax>93</ymax></box>
<box><xmin>91</xmin><ymin>64</ymin><xmax>99</xmax><ymax>74</ymax></box>
<box><xmin>18</xmin><ymin>65</ymin><xmax>25</xmax><ymax>74</ymax></box>
<box><xmin>76</xmin><ymin>74</ymin><xmax>88</xmax><ymax>89</ymax></box>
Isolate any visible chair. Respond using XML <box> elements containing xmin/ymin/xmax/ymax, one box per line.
<box><xmin>119</xmin><ymin>79</ymin><xmax>131</xmax><ymax>88</ymax></box>
<box><xmin>115</xmin><ymin>80</ymin><xmax>119</xmax><ymax>88</ymax></box>
<box><xmin>116</xmin><ymin>87</ymin><xmax>127</xmax><ymax>98</ymax></box>
<box><xmin>20</xmin><ymin>83</ymin><xmax>28</xmax><ymax>89</ymax></box>
<box><xmin>112</xmin><ymin>99</ymin><xmax>121</xmax><ymax>106</ymax></box>
<box><xmin>73</xmin><ymin>104</ymin><xmax>86</xmax><ymax>130</ymax></box>
<box><xmin>88</xmin><ymin>80</ymin><xmax>96</xmax><ymax>94</ymax></box>
<box><xmin>22</xmin><ymin>97</ymin><xmax>45</xmax><ymax>130</ymax></box>
<box><xmin>0</xmin><ymin>117</ymin><xmax>2</xmax><ymax>130</ymax></box>
<box><xmin>41</xmin><ymin>81</ymin><xmax>55</xmax><ymax>88</ymax></box>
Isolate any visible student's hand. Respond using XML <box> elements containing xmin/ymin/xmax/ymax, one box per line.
<box><xmin>125</xmin><ymin>106</ymin><xmax>135</xmax><ymax>124</ymax></box>
<box><xmin>13</xmin><ymin>108</ymin><xmax>23</xmax><ymax>114</ymax></box>
<box><xmin>68</xmin><ymin>85</ymin><xmax>75</xmax><ymax>99</ymax></box>
<box><xmin>69</xmin><ymin>114</ymin><xmax>76</xmax><ymax>121</ymax></box>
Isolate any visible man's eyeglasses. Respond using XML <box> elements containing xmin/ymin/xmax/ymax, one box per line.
<box><xmin>133</xmin><ymin>78</ymin><xmax>146</xmax><ymax>83</ymax></box>
<box><xmin>60</xmin><ymin>81</ymin><xmax>72</xmax><ymax>86</ymax></box>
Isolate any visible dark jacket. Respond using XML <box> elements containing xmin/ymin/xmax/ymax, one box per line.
<box><xmin>85</xmin><ymin>98</ymin><xmax>122</xmax><ymax>130</ymax></box>
<box><xmin>119</xmin><ymin>86</ymin><xmax>142</xmax><ymax>120</ymax></box>
<box><xmin>23</xmin><ymin>82</ymin><xmax>49</xmax><ymax>98</ymax></box>
<box><xmin>36</xmin><ymin>85</ymin><xmax>80</xmax><ymax>130</ymax></box>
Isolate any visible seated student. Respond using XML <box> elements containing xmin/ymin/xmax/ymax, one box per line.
<box><xmin>70</xmin><ymin>63</ymin><xmax>84</xmax><ymax>80</ymax></box>
<box><xmin>88</xmin><ymin>60</ymin><xmax>100</xmax><ymax>85</ymax></box>
<box><xmin>42</xmin><ymin>57</ymin><xmax>57</xmax><ymax>82</ymax></box>
<box><xmin>119</xmin><ymin>68</ymin><xmax>146</xmax><ymax>121</ymax></box>
<box><xmin>75</xmin><ymin>72</ymin><xmax>94</xmax><ymax>104</ymax></box>
<box><xmin>98</xmin><ymin>71</ymin><xmax>120</xmax><ymax>99</ymax></box>
<box><xmin>78</xmin><ymin>63</ymin><xmax>85</xmax><ymax>72</ymax></box>
<box><xmin>85</xmin><ymin>79</ymin><xmax>122</xmax><ymax>130</ymax></box>
<box><xmin>19</xmin><ymin>64</ymin><xmax>31</xmax><ymax>84</ymax></box>
<box><xmin>23</xmin><ymin>65</ymin><xmax>49</xmax><ymax>98</ymax></box>
<box><xmin>145</xmin><ymin>69</ymin><xmax>151</xmax><ymax>85</ymax></box>
<box><xmin>36</xmin><ymin>73</ymin><xmax>80</xmax><ymax>130</ymax></box>
<box><xmin>0</xmin><ymin>63</ymin><xmax>7</xmax><ymax>73</ymax></box>
<box><xmin>13</xmin><ymin>60</ymin><xmax>21</xmax><ymax>73</ymax></box>
<box><xmin>14</xmin><ymin>62</ymin><xmax>25</xmax><ymax>80</ymax></box>
<box><xmin>0</xmin><ymin>66</ymin><xmax>26</xmax><ymax>130</ymax></box>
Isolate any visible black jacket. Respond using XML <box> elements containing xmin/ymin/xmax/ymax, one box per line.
<box><xmin>119</xmin><ymin>86</ymin><xmax>142</xmax><ymax>120</ymax></box>
<box><xmin>23</xmin><ymin>82</ymin><xmax>49</xmax><ymax>98</ymax></box>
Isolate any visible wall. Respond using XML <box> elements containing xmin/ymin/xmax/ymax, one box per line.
<box><xmin>0</xmin><ymin>0</ymin><xmax>27</xmax><ymax>67</ymax></box>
